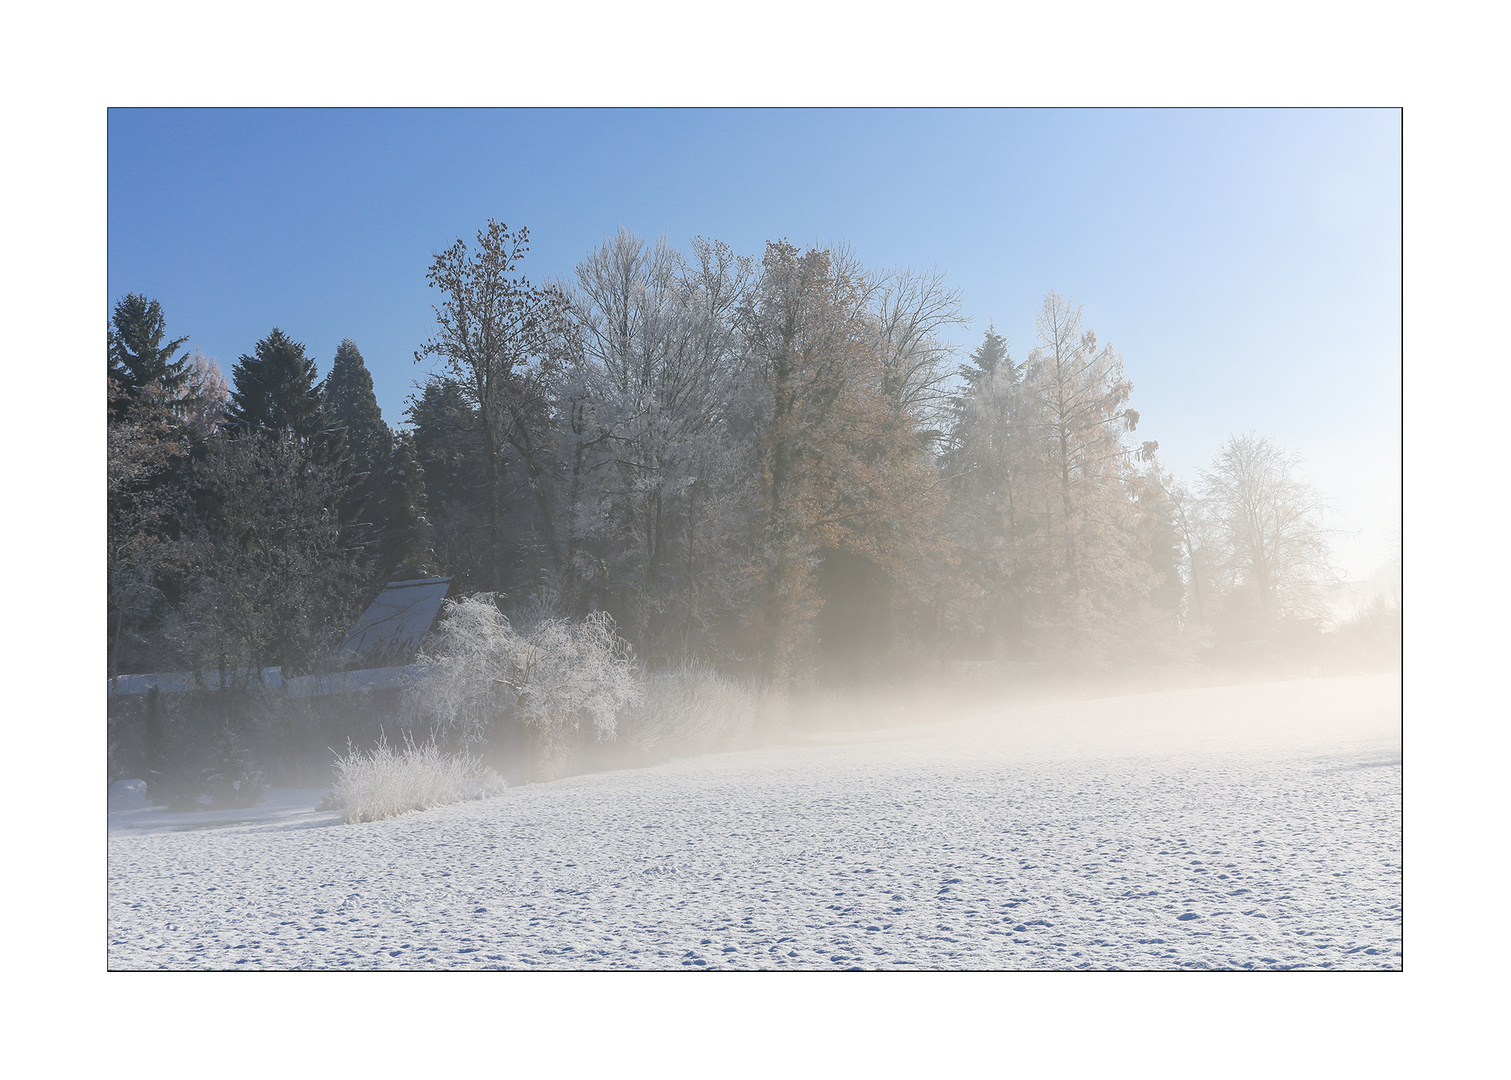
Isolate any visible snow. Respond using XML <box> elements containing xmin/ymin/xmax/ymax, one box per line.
<box><xmin>107</xmin><ymin>673</ymin><xmax>1400</xmax><ymax>970</ymax></box>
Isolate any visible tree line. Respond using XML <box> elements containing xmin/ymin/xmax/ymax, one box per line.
<box><xmin>108</xmin><ymin>221</ymin><xmax>1367</xmax><ymax>688</ymax></box>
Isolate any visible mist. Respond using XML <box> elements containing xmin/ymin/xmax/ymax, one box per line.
<box><xmin>108</xmin><ymin>195</ymin><xmax>1400</xmax><ymax>973</ymax></box>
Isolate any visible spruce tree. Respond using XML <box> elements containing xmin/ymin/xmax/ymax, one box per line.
<box><xmin>108</xmin><ymin>294</ymin><xmax>191</xmax><ymax>410</ymax></box>
<box><xmin>375</xmin><ymin>431</ymin><xmax>439</xmax><ymax>581</ymax></box>
<box><xmin>321</xmin><ymin>338</ymin><xmax>392</xmax><ymax>547</ymax></box>
<box><xmin>225</xmin><ymin>329</ymin><xmax>332</xmax><ymax>453</ymax></box>
<box><xmin>407</xmin><ymin>377</ymin><xmax>486</xmax><ymax>511</ymax></box>
<box><xmin>943</xmin><ymin>325</ymin><xmax>1031</xmax><ymax>657</ymax></box>
<box><xmin>960</xmin><ymin>324</ymin><xmax>1013</xmax><ymax>389</ymax></box>
<box><xmin>324</xmin><ymin>338</ymin><xmax>392</xmax><ymax>477</ymax></box>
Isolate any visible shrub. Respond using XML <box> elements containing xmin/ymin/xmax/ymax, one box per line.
<box><xmin>404</xmin><ymin>595</ymin><xmax>644</xmax><ymax>749</ymax></box>
<box><xmin>616</xmin><ymin>667</ymin><xmax>759</xmax><ymax>759</ymax></box>
<box><xmin>329</xmin><ymin>733</ymin><xmax>505</xmax><ymax>823</ymax></box>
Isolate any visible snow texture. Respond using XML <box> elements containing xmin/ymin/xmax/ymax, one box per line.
<box><xmin>108</xmin><ymin>674</ymin><xmax>1400</xmax><ymax>970</ymax></box>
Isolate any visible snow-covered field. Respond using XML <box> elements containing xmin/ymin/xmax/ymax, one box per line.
<box><xmin>108</xmin><ymin>673</ymin><xmax>1400</xmax><ymax>970</ymax></box>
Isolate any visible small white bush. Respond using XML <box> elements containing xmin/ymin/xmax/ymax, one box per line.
<box><xmin>617</xmin><ymin>667</ymin><xmax>760</xmax><ymax>758</ymax></box>
<box><xmin>329</xmin><ymin>734</ymin><xmax>505</xmax><ymax>824</ymax></box>
<box><xmin>405</xmin><ymin>596</ymin><xmax>644</xmax><ymax>747</ymax></box>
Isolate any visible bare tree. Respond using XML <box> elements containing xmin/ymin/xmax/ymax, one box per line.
<box><xmin>1199</xmin><ymin>432</ymin><xmax>1335</xmax><ymax>624</ymax></box>
<box><xmin>1146</xmin><ymin>468</ymin><xmax>1216</xmax><ymax>632</ymax></box>
<box><xmin>868</xmin><ymin>265</ymin><xmax>968</xmax><ymax>435</ymax></box>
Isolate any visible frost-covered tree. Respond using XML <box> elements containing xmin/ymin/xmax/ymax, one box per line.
<box><xmin>738</xmin><ymin>241</ymin><xmax>946</xmax><ymax>681</ymax></box>
<box><xmin>405</xmin><ymin>596</ymin><xmax>642</xmax><ymax>765</ymax></box>
<box><xmin>939</xmin><ymin>326</ymin><xmax>1033</xmax><ymax>656</ymax></box>
<box><xmin>867</xmin><ymin>264</ymin><xmax>967</xmax><ymax>438</ymax></box>
<box><xmin>181</xmin><ymin>352</ymin><xmax>230</xmax><ymax>437</ymax></box>
<box><xmin>108</xmin><ymin>376</ymin><xmax>191</xmax><ymax>676</ymax></box>
<box><xmin>1199</xmin><ymin>432</ymin><xmax>1335</xmax><ymax>629</ymax></box>
<box><xmin>1016</xmin><ymin>292</ymin><xmax>1157</xmax><ymax>658</ymax></box>
<box><xmin>559</xmin><ymin>229</ymin><xmax>757</xmax><ymax>662</ymax></box>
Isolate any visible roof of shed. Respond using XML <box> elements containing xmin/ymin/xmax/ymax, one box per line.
<box><xmin>332</xmin><ymin>577</ymin><xmax>452</xmax><ymax>670</ymax></box>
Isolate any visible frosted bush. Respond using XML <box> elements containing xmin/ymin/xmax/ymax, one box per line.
<box><xmin>405</xmin><ymin>595</ymin><xmax>644</xmax><ymax>747</ymax></box>
<box><xmin>329</xmin><ymin>733</ymin><xmax>505</xmax><ymax>824</ymax></box>
<box><xmin>617</xmin><ymin>667</ymin><xmax>759</xmax><ymax>757</ymax></box>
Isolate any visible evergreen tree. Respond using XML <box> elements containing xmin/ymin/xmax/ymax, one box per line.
<box><xmin>108</xmin><ymin>294</ymin><xmax>191</xmax><ymax>413</ymax></box>
<box><xmin>323</xmin><ymin>338</ymin><xmax>392</xmax><ymax>478</ymax></box>
<box><xmin>942</xmin><ymin>326</ymin><xmax>1032</xmax><ymax>657</ymax></box>
<box><xmin>225</xmin><ymin>329</ymin><xmax>328</xmax><ymax>445</ymax></box>
<box><xmin>375</xmin><ymin>431</ymin><xmax>439</xmax><ymax>581</ymax></box>
<box><xmin>407</xmin><ymin>377</ymin><xmax>487</xmax><ymax>512</ymax></box>
<box><xmin>407</xmin><ymin>377</ymin><xmax>490</xmax><ymax>590</ymax></box>
<box><xmin>170</xmin><ymin>431</ymin><xmax>366</xmax><ymax>678</ymax></box>
<box><xmin>961</xmin><ymin>324</ymin><xmax>1012</xmax><ymax>389</ymax></box>
<box><xmin>321</xmin><ymin>338</ymin><xmax>393</xmax><ymax>557</ymax></box>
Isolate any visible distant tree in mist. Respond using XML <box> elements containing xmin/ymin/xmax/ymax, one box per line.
<box><xmin>867</xmin><ymin>263</ymin><xmax>968</xmax><ymax>436</ymax></box>
<box><xmin>939</xmin><ymin>326</ymin><xmax>1030</xmax><ymax>656</ymax></box>
<box><xmin>1019</xmin><ymin>292</ymin><xmax>1157</xmax><ymax>655</ymax></box>
<box><xmin>738</xmin><ymin>240</ymin><xmax>948</xmax><ymax>681</ymax></box>
<box><xmin>942</xmin><ymin>297</ymin><xmax>1162</xmax><ymax>664</ymax></box>
<box><xmin>558</xmin><ymin>229</ymin><xmax>758</xmax><ymax>662</ymax></box>
<box><xmin>1199</xmin><ymin>432</ymin><xmax>1335</xmax><ymax>631</ymax></box>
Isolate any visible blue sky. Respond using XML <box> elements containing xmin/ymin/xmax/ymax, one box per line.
<box><xmin>108</xmin><ymin>107</ymin><xmax>1400</xmax><ymax>577</ymax></box>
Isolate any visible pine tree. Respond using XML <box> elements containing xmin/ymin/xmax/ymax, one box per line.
<box><xmin>108</xmin><ymin>294</ymin><xmax>191</xmax><ymax>413</ymax></box>
<box><xmin>321</xmin><ymin>338</ymin><xmax>393</xmax><ymax>557</ymax></box>
<box><xmin>406</xmin><ymin>377</ymin><xmax>490</xmax><ymax>590</ymax></box>
<box><xmin>407</xmin><ymin>377</ymin><xmax>487</xmax><ymax>512</ymax></box>
<box><xmin>942</xmin><ymin>326</ymin><xmax>1032</xmax><ymax>657</ymax></box>
<box><xmin>375</xmin><ymin>431</ymin><xmax>439</xmax><ymax>581</ymax></box>
<box><xmin>225</xmin><ymin>329</ymin><xmax>336</xmax><ymax>458</ymax></box>
<box><xmin>961</xmin><ymin>324</ymin><xmax>1011</xmax><ymax>389</ymax></box>
<box><xmin>324</xmin><ymin>338</ymin><xmax>391</xmax><ymax>478</ymax></box>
